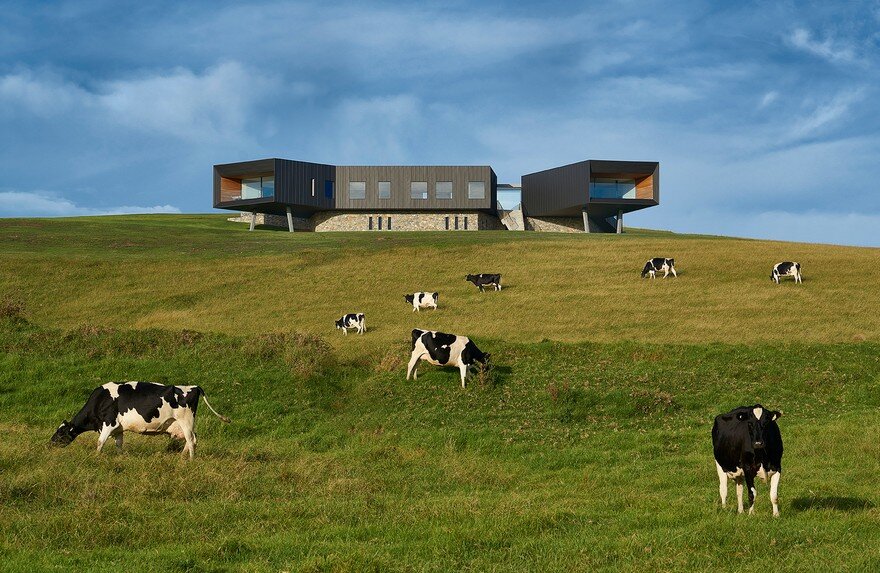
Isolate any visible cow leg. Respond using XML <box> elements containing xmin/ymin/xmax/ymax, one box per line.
<box><xmin>663</xmin><ymin>268</ymin><xmax>669</xmax><ymax>278</ymax></box>
<box><xmin>715</xmin><ymin>461</ymin><xmax>728</xmax><ymax>508</ymax></box>
<box><xmin>746</xmin><ymin>473</ymin><xmax>757</xmax><ymax>515</ymax></box>
<box><xmin>735</xmin><ymin>477</ymin><xmax>745</xmax><ymax>513</ymax></box>
<box><xmin>342</xmin><ymin>327</ymin><xmax>347</xmax><ymax>336</ymax></box>
<box><xmin>177</xmin><ymin>419</ymin><xmax>196</xmax><ymax>460</ymax></box>
<box><xmin>769</xmin><ymin>471</ymin><xmax>781</xmax><ymax>517</ymax></box>
<box><xmin>406</xmin><ymin>354</ymin><xmax>424</xmax><ymax>380</ymax></box>
<box><xmin>670</xmin><ymin>267</ymin><xmax>677</xmax><ymax>277</ymax></box>
<box><xmin>458</xmin><ymin>363</ymin><xmax>468</xmax><ymax>388</ymax></box>
<box><xmin>96</xmin><ymin>422</ymin><xmax>120</xmax><ymax>453</ymax></box>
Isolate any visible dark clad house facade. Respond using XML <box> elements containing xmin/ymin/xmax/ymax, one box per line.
<box><xmin>214</xmin><ymin>157</ymin><xmax>657</xmax><ymax>232</ymax></box>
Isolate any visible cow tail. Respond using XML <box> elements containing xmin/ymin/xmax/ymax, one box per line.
<box><xmin>198</xmin><ymin>388</ymin><xmax>231</xmax><ymax>423</ymax></box>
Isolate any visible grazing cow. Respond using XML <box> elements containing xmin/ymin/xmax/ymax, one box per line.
<box><xmin>465</xmin><ymin>273</ymin><xmax>502</xmax><ymax>292</ymax></box>
<box><xmin>641</xmin><ymin>258</ymin><xmax>677</xmax><ymax>279</ymax></box>
<box><xmin>406</xmin><ymin>329</ymin><xmax>490</xmax><ymax>388</ymax></box>
<box><xmin>50</xmin><ymin>382</ymin><xmax>230</xmax><ymax>459</ymax></box>
<box><xmin>404</xmin><ymin>292</ymin><xmax>439</xmax><ymax>312</ymax></box>
<box><xmin>771</xmin><ymin>261</ymin><xmax>802</xmax><ymax>284</ymax></box>
<box><xmin>712</xmin><ymin>405</ymin><xmax>783</xmax><ymax>516</ymax></box>
<box><xmin>335</xmin><ymin>313</ymin><xmax>365</xmax><ymax>335</ymax></box>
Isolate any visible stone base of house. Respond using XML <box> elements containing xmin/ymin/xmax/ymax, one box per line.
<box><xmin>229</xmin><ymin>211</ymin><xmax>505</xmax><ymax>231</ymax></box>
<box><xmin>524</xmin><ymin>216</ymin><xmax>584</xmax><ymax>233</ymax></box>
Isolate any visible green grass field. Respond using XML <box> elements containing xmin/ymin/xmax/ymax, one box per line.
<box><xmin>1</xmin><ymin>215</ymin><xmax>878</xmax><ymax>572</ymax></box>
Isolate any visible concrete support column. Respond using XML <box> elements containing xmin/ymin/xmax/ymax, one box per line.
<box><xmin>616</xmin><ymin>209</ymin><xmax>623</xmax><ymax>234</ymax></box>
<box><xmin>582</xmin><ymin>210</ymin><xmax>591</xmax><ymax>233</ymax></box>
<box><xmin>249</xmin><ymin>212</ymin><xmax>256</xmax><ymax>231</ymax></box>
<box><xmin>286</xmin><ymin>207</ymin><xmax>294</xmax><ymax>233</ymax></box>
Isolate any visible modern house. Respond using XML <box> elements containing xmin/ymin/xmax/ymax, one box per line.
<box><xmin>213</xmin><ymin>158</ymin><xmax>658</xmax><ymax>232</ymax></box>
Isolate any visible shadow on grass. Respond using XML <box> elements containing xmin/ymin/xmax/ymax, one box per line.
<box><xmin>790</xmin><ymin>496</ymin><xmax>875</xmax><ymax>512</ymax></box>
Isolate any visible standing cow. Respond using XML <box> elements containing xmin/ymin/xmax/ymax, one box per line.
<box><xmin>335</xmin><ymin>313</ymin><xmax>365</xmax><ymax>335</ymax></box>
<box><xmin>712</xmin><ymin>405</ymin><xmax>783</xmax><ymax>516</ymax></box>
<box><xmin>641</xmin><ymin>258</ymin><xmax>677</xmax><ymax>279</ymax></box>
<box><xmin>465</xmin><ymin>273</ymin><xmax>502</xmax><ymax>292</ymax></box>
<box><xmin>406</xmin><ymin>329</ymin><xmax>490</xmax><ymax>388</ymax></box>
<box><xmin>404</xmin><ymin>292</ymin><xmax>439</xmax><ymax>312</ymax></box>
<box><xmin>51</xmin><ymin>381</ymin><xmax>230</xmax><ymax>459</ymax></box>
<box><xmin>770</xmin><ymin>262</ymin><xmax>802</xmax><ymax>284</ymax></box>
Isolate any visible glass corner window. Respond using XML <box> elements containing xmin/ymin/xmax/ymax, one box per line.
<box><xmin>349</xmin><ymin>181</ymin><xmax>366</xmax><ymax>200</ymax></box>
<box><xmin>467</xmin><ymin>181</ymin><xmax>485</xmax><ymax>200</ymax></box>
<box><xmin>411</xmin><ymin>181</ymin><xmax>428</xmax><ymax>200</ymax></box>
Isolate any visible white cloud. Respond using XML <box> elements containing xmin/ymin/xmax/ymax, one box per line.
<box><xmin>787</xmin><ymin>28</ymin><xmax>856</xmax><ymax>63</ymax></box>
<box><xmin>0</xmin><ymin>62</ymin><xmax>280</xmax><ymax>141</ymax></box>
<box><xmin>759</xmin><ymin>91</ymin><xmax>779</xmax><ymax>108</ymax></box>
<box><xmin>786</xmin><ymin>90</ymin><xmax>864</xmax><ymax>141</ymax></box>
<box><xmin>0</xmin><ymin>191</ymin><xmax>180</xmax><ymax>218</ymax></box>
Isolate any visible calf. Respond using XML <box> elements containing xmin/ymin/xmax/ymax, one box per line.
<box><xmin>465</xmin><ymin>273</ymin><xmax>502</xmax><ymax>292</ymax></box>
<box><xmin>51</xmin><ymin>382</ymin><xmax>230</xmax><ymax>459</ymax></box>
<box><xmin>406</xmin><ymin>329</ymin><xmax>490</xmax><ymax>388</ymax></box>
<box><xmin>335</xmin><ymin>313</ymin><xmax>365</xmax><ymax>335</ymax></box>
<box><xmin>641</xmin><ymin>258</ymin><xmax>677</xmax><ymax>279</ymax></box>
<box><xmin>771</xmin><ymin>261</ymin><xmax>802</xmax><ymax>284</ymax></box>
<box><xmin>712</xmin><ymin>405</ymin><xmax>783</xmax><ymax>516</ymax></box>
<box><xmin>404</xmin><ymin>292</ymin><xmax>439</xmax><ymax>312</ymax></box>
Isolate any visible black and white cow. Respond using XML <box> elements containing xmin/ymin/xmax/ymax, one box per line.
<box><xmin>335</xmin><ymin>313</ymin><xmax>365</xmax><ymax>335</ymax></box>
<box><xmin>712</xmin><ymin>404</ymin><xmax>783</xmax><ymax>516</ymax></box>
<box><xmin>50</xmin><ymin>382</ymin><xmax>230</xmax><ymax>459</ymax></box>
<box><xmin>641</xmin><ymin>258</ymin><xmax>677</xmax><ymax>279</ymax></box>
<box><xmin>404</xmin><ymin>292</ymin><xmax>439</xmax><ymax>312</ymax></box>
<box><xmin>406</xmin><ymin>329</ymin><xmax>490</xmax><ymax>388</ymax></box>
<box><xmin>465</xmin><ymin>273</ymin><xmax>502</xmax><ymax>292</ymax></box>
<box><xmin>771</xmin><ymin>261</ymin><xmax>802</xmax><ymax>284</ymax></box>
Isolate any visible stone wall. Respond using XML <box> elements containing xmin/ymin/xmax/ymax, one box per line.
<box><xmin>524</xmin><ymin>216</ymin><xmax>584</xmax><ymax>233</ymax></box>
<box><xmin>228</xmin><ymin>212</ymin><xmax>312</xmax><ymax>230</ymax></box>
<box><xmin>312</xmin><ymin>211</ymin><xmax>503</xmax><ymax>232</ymax></box>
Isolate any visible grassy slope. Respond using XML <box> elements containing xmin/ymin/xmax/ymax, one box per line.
<box><xmin>1</xmin><ymin>215</ymin><xmax>879</xmax><ymax>572</ymax></box>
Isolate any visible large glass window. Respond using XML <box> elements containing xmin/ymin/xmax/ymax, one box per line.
<box><xmin>436</xmin><ymin>181</ymin><xmax>453</xmax><ymax>199</ymax></box>
<box><xmin>411</xmin><ymin>181</ymin><xmax>428</xmax><ymax>199</ymax></box>
<box><xmin>378</xmin><ymin>181</ymin><xmax>391</xmax><ymax>199</ymax></box>
<box><xmin>241</xmin><ymin>176</ymin><xmax>274</xmax><ymax>199</ymax></box>
<box><xmin>468</xmin><ymin>181</ymin><xmax>485</xmax><ymax>199</ymax></box>
<box><xmin>349</xmin><ymin>181</ymin><xmax>366</xmax><ymax>200</ymax></box>
<box><xmin>591</xmin><ymin>178</ymin><xmax>636</xmax><ymax>199</ymax></box>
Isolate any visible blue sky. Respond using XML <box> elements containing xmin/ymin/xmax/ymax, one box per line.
<box><xmin>1</xmin><ymin>0</ymin><xmax>879</xmax><ymax>246</ymax></box>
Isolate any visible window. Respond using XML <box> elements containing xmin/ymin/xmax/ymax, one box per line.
<box><xmin>378</xmin><ymin>181</ymin><xmax>391</xmax><ymax>199</ymax></box>
<box><xmin>464</xmin><ymin>216</ymin><xmax>468</xmax><ymax>230</ymax></box>
<box><xmin>368</xmin><ymin>216</ymin><xmax>373</xmax><ymax>230</ymax></box>
<box><xmin>590</xmin><ymin>178</ymin><xmax>636</xmax><ymax>199</ymax></box>
<box><xmin>454</xmin><ymin>216</ymin><xmax>459</xmax><ymax>230</ymax></box>
<box><xmin>378</xmin><ymin>216</ymin><xmax>383</xmax><ymax>230</ymax></box>
<box><xmin>241</xmin><ymin>176</ymin><xmax>274</xmax><ymax>199</ymax></box>
<box><xmin>468</xmin><ymin>181</ymin><xmax>485</xmax><ymax>199</ymax></box>
<box><xmin>349</xmin><ymin>181</ymin><xmax>366</xmax><ymax>200</ymax></box>
<box><xmin>445</xmin><ymin>216</ymin><xmax>450</xmax><ymax>230</ymax></box>
<box><xmin>387</xmin><ymin>217</ymin><xmax>391</xmax><ymax>230</ymax></box>
<box><xmin>411</xmin><ymin>181</ymin><xmax>427</xmax><ymax>199</ymax></box>
<box><xmin>311</xmin><ymin>178</ymin><xmax>316</xmax><ymax>197</ymax></box>
<box><xmin>324</xmin><ymin>180</ymin><xmax>334</xmax><ymax>199</ymax></box>
<box><xmin>436</xmin><ymin>181</ymin><xmax>453</xmax><ymax>199</ymax></box>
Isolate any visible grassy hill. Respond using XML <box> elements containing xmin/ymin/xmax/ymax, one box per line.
<box><xmin>1</xmin><ymin>215</ymin><xmax>878</xmax><ymax>572</ymax></box>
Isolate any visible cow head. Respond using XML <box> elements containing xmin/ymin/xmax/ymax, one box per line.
<box><xmin>736</xmin><ymin>405</ymin><xmax>782</xmax><ymax>450</ymax></box>
<box><xmin>465</xmin><ymin>274</ymin><xmax>476</xmax><ymax>282</ymax></box>
<box><xmin>770</xmin><ymin>270</ymin><xmax>777</xmax><ymax>281</ymax></box>
<box><xmin>404</xmin><ymin>294</ymin><xmax>415</xmax><ymax>304</ymax></box>
<box><xmin>50</xmin><ymin>421</ymin><xmax>77</xmax><ymax>447</ymax></box>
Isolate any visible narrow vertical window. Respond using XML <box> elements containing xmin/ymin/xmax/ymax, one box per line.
<box><xmin>368</xmin><ymin>216</ymin><xmax>373</xmax><ymax>230</ymax></box>
<box><xmin>324</xmin><ymin>180</ymin><xmax>334</xmax><ymax>199</ymax></box>
<box><xmin>454</xmin><ymin>216</ymin><xmax>459</xmax><ymax>230</ymax></box>
<box><xmin>387</xmin><ymin>217</ymin><xmax>391</xmax><ymax>230</ymax></box>
<box><xmin>464</xmin><ymin>216</ymin><xmax>468</xmax><ymax>230</ymax></box>
<box><xmin>311</xmin><ymin>178</ymin><xmax>316</xmax><ymax>197</ymax></box>
<box><xmin>378</xmin><ymin>216</ymin><xmax>383</xmax><ymax>230</ymax></box>
<box><xmin>445</xmin><ymin>216</ymin><xmax>450</xmax><ymax>230</ymax></box>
